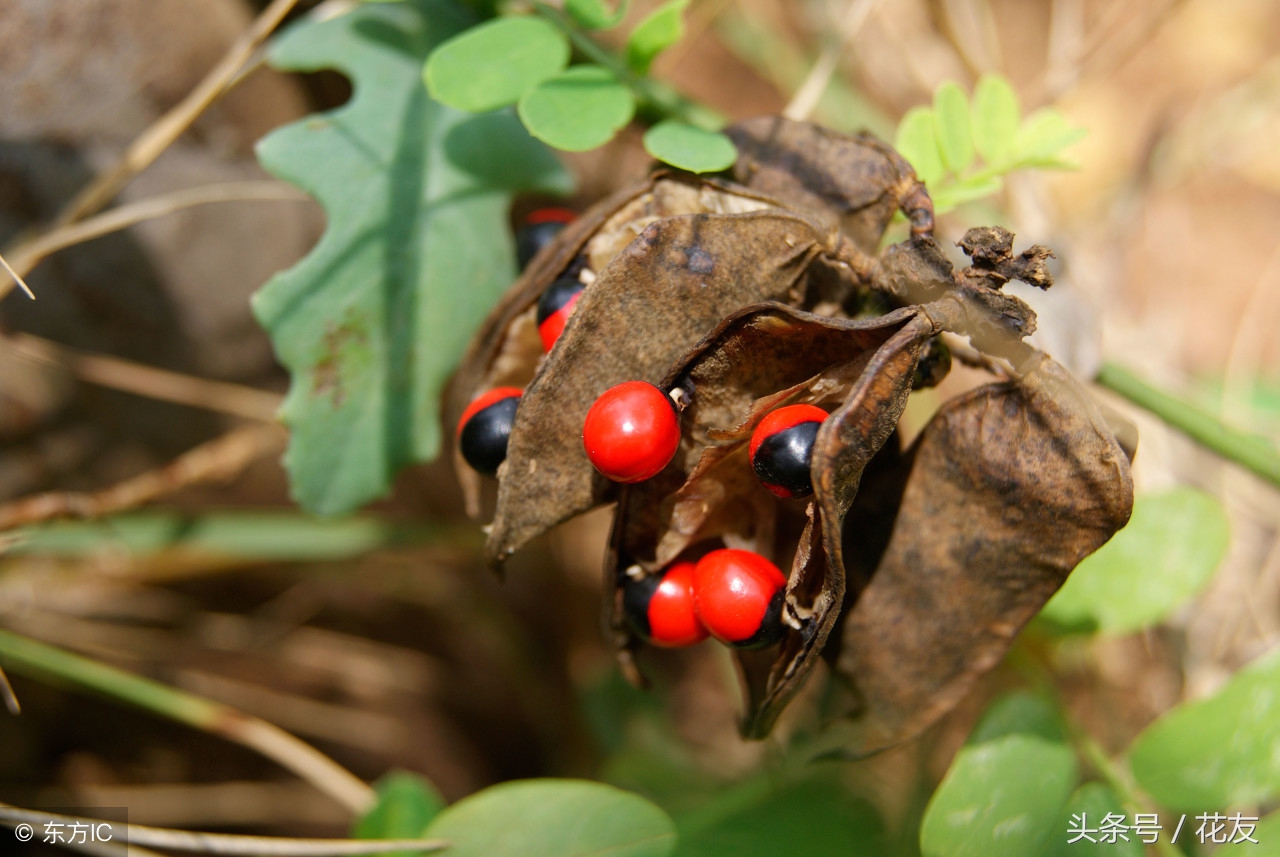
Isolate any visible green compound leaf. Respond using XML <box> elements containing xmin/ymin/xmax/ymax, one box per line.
<box><xmin>255</xmin><ymin>0</ymin><xmax>573</xmax><ymax>514</ymax></box>
<box><xmin>1129</xmin><ymin>646</ymin><xmax>1280</xmax><ymax>810</ymax></box>
<box><xmin>932</xmin><ymin>81</ymin><xmax>974</xmax><ymax>175</ymax></box>
<box><xmin>1040</xmin><ymin>784</ymin><xmax>1145</xmax><ymax>857</ymax></box>
<box><xmin>566</xmin><ymin>0</ymin><xmax>628</xmax><ymax>30</ymax></box>
<box><xmin>625</xmin><ymin>0</ymin><xmax>689</xmax><ymax>76</ymax></box>
<box><xmin>1041</xmin><ymin>488</ymin><xmax>1229</xmax><ymax>633</ymax></box>
<box><xmin>1216</xmin><ymin>810</ymin><xmax>1280</xmax><ymax>856</ymax></box>
<box><xmin>1014</xmin><ymin>107</ymin><xmax>1087</xmax><ymax>167</ymax></box>
<box><xmin>894</xmin><ymin>106</ymin><xmax>945</xmax><ymax>187</ymax></box>
<box><xmin>920</xmin><ymin>697</ymin><xmax>1078</xmax><ymax>857</ymax></box>
<box><xmin>424</xmin><ymin>779</ymin><xmax>676</xmax><ymax>857</ymax></box>
<box><xmin>642</xmin><ymin>120</ymin><xmax>736</xmax><ymax>173</ymax></box>
<box><xmin>970</xmin><ymin>74</ymin><xmax>1020</xmax><ymax>167</ymax></box>
<box><xmin>424</xmin><ymin>15</ymin><xmax>569</xmax><ymax>112</ymax></box>
<box><xmin>518</xmin><ymin>65</ymin><xmax>636</xmax><ymax>151</ymax></box>
<box><xmin>354</xmin><ymin>772</ymin><xmax>446</xmax><ymax>857</ymax></box>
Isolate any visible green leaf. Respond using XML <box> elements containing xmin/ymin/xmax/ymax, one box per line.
<box><xmin>625</xmin><ymin>0</ymin><xmax>689</xmax><ymax>76</ymax></box>
<box><xmin>920</xmin><ymin>734</ymin><xmax>1077</xmax><ymax>857</ymax></box>
<box><xmin>1129</xmin><ymin>646</ymin><xmax>1280</xmax><ymax>810</ymax></box>
<box><xmin>518</xmin><ymin>65</ymin><xmax>636</xmax><ymax>151</ymax></box>
<box><xmin>566</xmin><ymin>0</ymin><xmax>628</xmax><ymax>29</ymax></box>
<box><xmin>894</xmin><ymin>106</ymin><xmax>945</xmax><ymax>186</ymax></box>
<box><xmin>255</xmin><ymin>0</ymin><xmax>573</xmax><ymax>514</ymax></box>
<box><xmin>424</xmin><ymin>779</ymin><xmax>676</xmax><ymax>857</ymax></box>
<box><xmin>424</xmin><ymin>16</ymin><xmax>569</xmax><ymax>112</ymax></box>
<box><xmin>1040</xmin><ymin>784</ymin><xmax>1144</xmax><ymax>857</ymax></box>
<box><xmin>970</xmin><ymin>74</ymin><xmax>1020</xmax><ymax>167</ymax></box>
<box><xmin>673</xmin><ymin>772</ymin><xmax>890</xmax><ymax>857</ymax></box>
<box><xmin>1216</xmin><ymin>810</ymin><xmax>1280</xmax><ymax>856</ymax></box>
<box><xmin>354</xmin><ymin>772</ymin><xmax>446</xmax><ymax>857</ymax></box>
<box><xmin>1013</xmin><ymin>108</ymin><xmax>1086</xmax><ymax>166</ymax></box>
<box><xmin>967</xmin><ymin>692</ymin><xmax>1064</xmax><ymax>746</ymax></box>
<box><xmin>642</xmin><ymin>121</ymin><xmax>736</xmax><ymax>173</ymax></box>
<box><xmin>929</xmin><ymin>175</ymin><xmax>1003</xmax><ymax>214</ymax></box>
<box><xmin>1040</xmin><ymin>488</ymin><xmax>1229</xmax><ymax>633</ymax></box>
<box><xmin>932</xmin><ymin>81</ymin><xmax>974</xmax><ymax>174</ymax></box>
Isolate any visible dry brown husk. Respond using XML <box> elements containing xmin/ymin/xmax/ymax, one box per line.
<box><xmin>450</xmin><ymin>116</ymin><xmax>1135</xmax><ymax>747</ymax></box>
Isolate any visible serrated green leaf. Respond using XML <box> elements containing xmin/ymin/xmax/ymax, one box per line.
<box><xmin>970</xmin><ymin>74</ymin><xmax>1020</xmax><ymax>167</ymax></box>
<box><xmin>518</xmin><ymin>65</ymin><xmax>636</xmax><ymax>151</ymax></box>
<box><xmin>932</xmin><ymin>81</ymin><xmax>974</xmax><ymax>174</ymax></box>
<box><xmin>1216</xmin><ymin>810</ymin><xmax>1280</xmax><ymax>855</ymax></box>
<box><xmin>424</xmin><ymin>16</ymin><xmax>569</xmax><ymax>112</ymax></box>
<box><xmin>1039</xmin><ymin>784</ymin><xmax>1145</xmax><ymax>857</ymax></box>
<box><xmin>254</xmin><ymin>0</ymin><xmax>573</xmax><ymax>514</ymax></box>
<box><xmin>642</xmin><ymin>121</ymin><xmax>736</xmax><ymax>173</ymax></box>
<box><xmin>1013</xmin><ymin>108</ymin><xmax>1087</xmax><ymax>165</ymax></box>
<box><xmin>920</xmin><ymin>734</ymin><xmax>1077</xmax><ymax>857</ymax></box>
<box><xmin>929</xmin><ymin>175</ymin><xmax>1003</xmax><ymax>214</ymax></box>
<box><xmin>566</xmin><ymin>0</ymin><xmax>628</xmax><ymax>29</ymax></box>
<box><xmin>424</xmin><ymin>779</ymin><xmax>676</xmax><ymax>857</ymax></box>
<box><xmin>673</xmin><ymin>771</ymin><xmax>890</xmax><ymax>857</ymax></box>
<box><xmin>1041</xmin><ymin>489</ymin><xmax>1229</xmax><ymax>633</ymax></box>
<box><xmin>354</xmin><ymin>772</ymin><xmax>446</xmax><ymax>857</ymax></box>
<box><xmin>625</xmin><ymin>0</ymin><xmax>689</xmax><ymax>76</ymax></box>
<box><xmin>894</xmin><ymin>106</ymin><xmax>945</xmax><ymax>186</ymax></box>
<box><xmin>1129</xmin><ymin>646</ymin><xmax>1280</xmax><ymax>810</ymax></box>
<box><xmin>967</xmin><ymin>692</ymin><xmax>1064</xmax><ymax>746</ymax></box>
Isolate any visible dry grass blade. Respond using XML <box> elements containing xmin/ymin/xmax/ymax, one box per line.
<box><xmin>0</xmin><ymin>250</ymin><xmax>35</xmax><ymax>300</ymax></box>
<box><xmin>3</xmin><ymin>182</ymin><xmax>309</xmax><ymax>282</ymax></box>
<box><xmin>0</xmin><ymin>805</ymin><xmax>445</xmax><ymax>856</ymax></box>
<box><xmin>0</xmin><ymin>423</ymin><xmax>286</xmax><ymax>532</ymax></box>
<box><xmin>0</xmin><ymin>664</ymin><xmax>19</xmax><ymax>714</ymax></box>
<box><xmin>0</xmin><ymin>631</ymin><xmax>375</xmax><ymax>813</ymax></box>
<box><xmin>783</xmin><ymin>0</ymin><xmax>879</xmax><ymax>121</ymax></box>
<box><xmin>7</xmin><ymin>332</ymin><xmax>283</xmax><ymax>421</ymax></box>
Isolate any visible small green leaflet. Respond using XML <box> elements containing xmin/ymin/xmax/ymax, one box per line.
<box><xmin>354</xmin><ymin>772</ymin><xmax>446</xmax><ymax>857</ymax></box>
<box><xmin>625</xmin><ymin>0</ymin><xmax>689</xmax><ymax>76</ymax></box>
<box><xmin>423</xmin><ymin>779</ymin><xmax>676</xmax><ymax>857</ymax></box>
<box><xmin>254</xmin><ymin>0</ymin><xmax>572</xmax><ymax>514</ymax></box>
<box><xmin>932</xmin><ymin>81</ymin><xmax>974</xmax><ymax>174</ymax></box>
<box><xmin>643</xmin><ymin>121</ymin><xmax>736</xmax><ymax>173</ymax></box>
<box><xmin>424</xmin><ymin>16</ymin><xmax>569</xmax><ymax>113</ymax></box>
<box><xmin>1129</xmin><ymin>646</ymin><xmax>1280</xmax><ymax>810</ymax></box>
<box><xmin>519</xmin><ymin>65</ymin><xmax>636</xmax><ymax>151</ymax></box>
<box><xmin>1040</xmin><ymin>784</ymin><xmax>1143</xmax><ymax>857</ymax></box>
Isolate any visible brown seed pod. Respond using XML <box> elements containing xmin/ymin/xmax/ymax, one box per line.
<box><xmin>450</xmin><ymin>117</ymin><xmax>1135</xmax><ymax>745</ymax></box>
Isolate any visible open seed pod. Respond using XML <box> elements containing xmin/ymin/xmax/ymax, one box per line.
<box><xmin>450</xmin><ymin>116</ymin><xmax>1135</xmax><ymax>745</ymax></box>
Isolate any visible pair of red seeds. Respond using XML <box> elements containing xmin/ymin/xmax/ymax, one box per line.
<box><xmin>628</xmin><ymin>548</ymin><xmax>788</xmax><ymax>649</ymax></box>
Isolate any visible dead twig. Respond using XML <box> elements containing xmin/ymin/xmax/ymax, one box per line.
<box><xmin>7</xmin><ymin>333</ymin><xmax>283</xmax><ymax>421</ymax></box>
<box><xmin>0</xmin><ymin>250</ymin><xmax>35</xmax><ymax>300</ymax></box>
<box><xmin>2</xmin><ymin>181</ymin><xmax>309</xmax><ymax>283</ymax></box>
<box><xmin>0</xmin><ymin>665</ymin><xmax>19</xmax><ymax>714</ymax></box>
<box><xmin>0</xmin><ymin>423</ymin><xmax>287</xmax><ymax>532</ymax></box>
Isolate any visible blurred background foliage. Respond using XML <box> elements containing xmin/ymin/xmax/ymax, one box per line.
<box><xmin>2</xmin><ymin>0</ymin><xmax>1280</xmax><ymax>854</ymax></box>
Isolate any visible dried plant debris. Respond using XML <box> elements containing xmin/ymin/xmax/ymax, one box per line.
<box><xmin>451</xmin><ymin>116</ymin><xmax>1134</xmax><ymax>745</ymax></box>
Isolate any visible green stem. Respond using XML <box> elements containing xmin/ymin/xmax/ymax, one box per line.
<box><xmin>532</xmin><ymin>2</ymin><xmax>725</xmax><ymax>131</ymax></box>
<box><xmin>1096</xmin><ymin>361</ymin><xmax>1280</xmax><ymax>488</ymax></box>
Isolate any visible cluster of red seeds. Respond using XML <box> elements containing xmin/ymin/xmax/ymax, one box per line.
<box><xmin>457</xmin><ymin>209</ymin><xmax>833</xmax><ymax>651</ymax></box>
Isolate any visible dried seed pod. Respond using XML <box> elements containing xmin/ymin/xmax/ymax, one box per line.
<box><xmin>826</xmin><ymin>356</ymin><xmax>1134</xmax><ymax>756</ymax></box>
